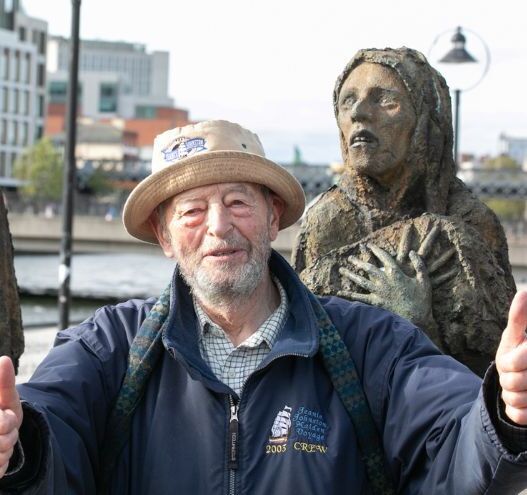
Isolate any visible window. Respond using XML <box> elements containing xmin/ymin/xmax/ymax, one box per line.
<box><xmin>135</xmin><ymin>105</ymin><xmax>156</xmax><ymax>119</ymax></box>
<box><xmin>20</xmin><ymin>122</ymin><xmax>28</xmax><ymax>146</ymax></box>
<box><xmin>7</xmin><ymin>121</ymin><xmax>14</xmax><ymax>144</ymax></box>
<box><xmin>48</xmin><ymin>81</ymin><xmax>82</xmax><ymax>105</ymax></box>
<box><xmin>37</xmin><ymin>63</ymin><xmax>45</xmax><ymax>87</ymax></box>
<box><xmin>9</xmin><ymin>152</ymin><xmax>16</xmax><ymax>176</ymax></box>
<box><xmin>19</xmin><ymin>91</ymin><xmax>25</xmax><ymax>115</ymax></box>
<box><xmin>38</xmin><ymin>95</ymin><xmax>45</xmax><ymax>118</ymax></box>
<box><xmin>12</xmin><ymin>89</ymin><xmax>18</xmax><ymax>113</ymax></box>
<box><xmin>99</xmin><ymin>83</ymin><xmax>118</xmax><ymax>113</ymax></box>
<box><xmin>2</xmin><ymin>88</ymin><xmax>8</xmax><ymax>113</ymax></box>
<box><xmin>3</xmin><ymin>49</ymin><xmax>9</xmax><ymax>79</ymax></box>
<box><xmin>35</xmin><ymin>125</ymin><xmax>43</xmax><ymax>140</ymax></box>
<box><xmin>49</xmin><ymin>80</ymin><xmax>67</xmax><ymax>103</ymax></box>
<box><xmin>22</xmin><ymin>91</ymin><xmax>29</xmax><ymax>115</ymax></box>
<box><xmin>18</xmin><ymin>26</ymin><xmax>26</xmax><ymax>42</ymax></box>
<box><xmin>38</xmin><ymin>32</ymin><xmax>46</xmax><ymax>55</ymax></box>
<box><xmin>0</xmin><ymin>120</ymin><xmax>6</xmax><ymax>144</ymax></box>
<box><xmin>24</xmin><ymin>53</ymin><xmax>30</xmax><ymax>83</ymax></box>
<box><xmin>13</xmin><ymin>51</ymin><xmax>20</xmax><ymax>82</ymax></box>
<box><xmin>0</xmin><ymin>152</ymin><xmax>5</xmax><ymax>177</ymax></box>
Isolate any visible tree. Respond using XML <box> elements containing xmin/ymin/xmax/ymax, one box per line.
<box><xmin>13</xmin><ymin>138</ymin><xmax>63</xmax><ymax>205</ymax></box>
<box><xmin>482</xmin><ymin>155</ymin><xmax>525</xmax><ymax>222</ymax></box>
<box><xmin>483</xmin><ymin>155</ymin><xmax>521</xmax><ymax>171</ymax></box>
<box><xmin>77</xmin><ymin>165</ymin><xmax>113</xmax><ymax>197</ymax></box>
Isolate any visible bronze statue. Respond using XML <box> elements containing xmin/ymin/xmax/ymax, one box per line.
<box><xmin>0</xmin><ymin>192</ymin><xmax>23</xmax><ymax>373</ymax></box>
<box><xmin>292</xmin><ymin>47</ymin><xmax>516</xmax><ymax>376</ymax></box>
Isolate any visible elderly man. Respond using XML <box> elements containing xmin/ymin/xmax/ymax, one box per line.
<box><xmin>0</xmin><ymin>120</ymin><xmax>526</xmax><ymax>494</ymax></box>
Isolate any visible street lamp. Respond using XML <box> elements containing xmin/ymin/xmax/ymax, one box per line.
<box><xmin>58</xmin><ymin>0</ymin><xmax>82</xmax><ymax>330</ymax></box>
<box><xmin>430</xmin><ymin>26</ymin><xmax>490</xmax><ymax>169</ymax></box>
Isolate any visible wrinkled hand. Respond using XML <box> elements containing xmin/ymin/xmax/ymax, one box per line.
<box><xmin>496</xmin><ymin>291</ymin><xmax>527</xmax><ymax>425</ymax></box>
<box><xmin>0</xmin><ymin>356</ymin><xmax>23</xmax><ymax>478</ymax></box>
<box><xmin>339</xmin><ymin>243</ymin><xmax>432</xmax><ymax>327</ymax></box>
<box><xmin>338</xmin><ymin>224</ymin><xmax>457</xmax><ymax>329</ymax></box>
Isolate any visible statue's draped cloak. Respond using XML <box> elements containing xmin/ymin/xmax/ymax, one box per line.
<box><xmin>0</xmin><ymin>194</ymin><xmax>24</xmax><ymax>372</ymax></box>
<box><xmin>293</xmin><ymin>48</ymin><xmax>516</xmax><ymax>376</ymax></box>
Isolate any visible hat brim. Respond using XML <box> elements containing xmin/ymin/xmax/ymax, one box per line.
<box><xmin>122</xmin><ymin>150</ymin><xmax>306</xmax><ymax>244</ymax></box>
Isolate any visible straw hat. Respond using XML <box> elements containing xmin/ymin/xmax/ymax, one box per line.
<box><xmin>123</xmin><ymin>120</ymin><xmax>306</xmax><ymax>244</ymax></box>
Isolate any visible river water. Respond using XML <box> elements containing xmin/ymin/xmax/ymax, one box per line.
<box><xmin>13</xmin><ymin>252</ymin><xmax>527</xmax><ymax>328</ymax></box>
<box><xmin>15</xmin><ymin>253</ymin><xmax>176</xmax><ymax>327</ymax></box>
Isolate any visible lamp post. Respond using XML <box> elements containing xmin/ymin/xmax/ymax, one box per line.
<box><xmin>430</xmin><ymin>26</ymin><xmax>490</xmax><ymax>169</ymax></box>
<box><xmin>58</xmin><ymin>0</ymin><xmax>82</xmax><ymax>330</ymax></box>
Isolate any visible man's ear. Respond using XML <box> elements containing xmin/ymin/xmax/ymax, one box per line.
<box><xmin>268</xmin><ymin>194</ymin><xmax>285</xmax><ymax>242</ymax></box>
<box><xmin>149</xmin><ymin>210</ymin><xmax>175</xmax><ymax>258</ymax></box>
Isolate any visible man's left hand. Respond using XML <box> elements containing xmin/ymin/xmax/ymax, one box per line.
<box><xmin>496</xmin><ymin>290</ymin><xmax>527</xmax><ymax>425</ymax></box>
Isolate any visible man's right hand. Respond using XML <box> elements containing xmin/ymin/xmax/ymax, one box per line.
<box><xmin>0</xmin><ymin>356</ymin><xmax>23</xmax><ymax>478</ymax></box>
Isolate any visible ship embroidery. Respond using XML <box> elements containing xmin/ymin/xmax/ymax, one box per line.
<box><xmin>268</xmin><ymin>405</ymin><xmax>293</xmax><ymax>445</ymax></box>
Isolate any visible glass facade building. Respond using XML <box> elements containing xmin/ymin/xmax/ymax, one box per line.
<box><xmin>0</xmin><ymin>1</ymin><xmax>47</xmax><ymax>179</ymax></box>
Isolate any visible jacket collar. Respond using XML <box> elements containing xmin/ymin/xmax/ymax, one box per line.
<box><xmin>161</xmin><ymin>250</ymin><xmax>320</xmax><ymax>394</ymax></box>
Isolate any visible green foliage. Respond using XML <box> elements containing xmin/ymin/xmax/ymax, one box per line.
<box><xmin>482</xmin><ymin>155</ymin><xmax>525</xmax><ymax>221</ymax></box>
<box><xmin>484</xmin><ymin>199</ymin><xmax>525</xmax><ymax>222</ymax></box>
<box><xmin>86</xmin><ymin>167</ymin><xmax>113</xmax><ymax>196</ymax></box>
<box><xmin>484</xmin><ymin>198</ymin><xmax>525</xmax><ymax>221</ymax></box>
<box><xmin>483</xmin><ymin>155</ymin><xmax>521</xmax><ymax>170</ymax></box>
<box><xmin>13</xmin><ymin>138</ymin><xmax>63</xmax><ymax>203</ymax></box>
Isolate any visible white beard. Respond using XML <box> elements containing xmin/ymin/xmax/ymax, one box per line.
<box><xmin>176</xmin><ymin>229</ymin><xmax>272</xmax><ymax>310</ymax></box>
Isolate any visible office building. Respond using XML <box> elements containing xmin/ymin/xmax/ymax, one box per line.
<box><xmin>0</xmin><ymin>0</ymin><xmax>47</xmax><ymax>180</ymax></box>
<box><xmin>47</xmin><ymin>36</ymin><xmax>173</xmax><ymax>120</ymax></box>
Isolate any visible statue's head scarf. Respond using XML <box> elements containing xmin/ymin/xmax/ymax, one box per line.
<box><xmin>333</xmin><ymin>47</ymin><xmax>455</xmax><ymax>214</ymax></box>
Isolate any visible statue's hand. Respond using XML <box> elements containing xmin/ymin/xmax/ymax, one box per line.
<box><xmin>337</xmin><ymin>223</ymin><xmax>458</xmax><ymax>330</ymax></box>
<box><xmin>339</xmin><ymin>244</ymin><xmax>433</xmax><ymax>327</ymax></box>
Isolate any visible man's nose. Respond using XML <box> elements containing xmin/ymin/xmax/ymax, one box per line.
<box><xmin>206</xmin><ymin>204</ymin><xmax>233</xmax><ymax>238</ymax></box>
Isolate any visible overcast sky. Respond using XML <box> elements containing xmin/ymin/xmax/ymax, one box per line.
<box><xmin>22</xmin><ymin>0</ymin><xmax>527</xmax><ymax>163</ymax></box>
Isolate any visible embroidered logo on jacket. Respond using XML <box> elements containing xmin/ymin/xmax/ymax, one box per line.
<box><xmin>292</xmin><ymin>406</ymin><xmax>328</xmax><ymax>454</ymax></box>
<box><xmin>162</xmin><ymin>137</ymin><xmax>207</xmax><ymax>162</ymax></box>
<box><xmin>265</xmin><ymin>405</ymin><xmax>328</xmax><ymax>455</ymax></box>
<box><xmin>266</xmin><ymin>405</ymin><xmax>292</xmax><ymax>454</ymax></box>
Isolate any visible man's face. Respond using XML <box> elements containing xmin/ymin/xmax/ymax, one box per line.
<box><xmin>337</xmin><ymin>62</ymin><xmax>416</xmax><ymax>186</ymax></box>
<box><xmin>152</xmin><ymin>182</ymin><xmax>282</xmax><ymax>305</ymax></box>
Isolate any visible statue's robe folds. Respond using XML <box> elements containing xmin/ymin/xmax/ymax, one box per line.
<box><xmin>0</xmin><ymin>194</ymin><xmax>24</xmax><ymax>372</ymax></box>
<box><xmin>293</xmin><ymin>176</ymin><xmax>516</xmax><ymax>377</ymax></box>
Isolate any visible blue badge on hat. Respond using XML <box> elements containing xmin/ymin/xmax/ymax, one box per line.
<box><xmin>162</xmin><ymin>137</ymin><xmax>207</xmax><ymax>162</ymax></box>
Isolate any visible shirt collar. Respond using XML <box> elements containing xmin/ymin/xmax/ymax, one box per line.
<box><xmin>194</xmin><ymin>276</ymin><xmax>288</xmax><ymax>349</ymax></box>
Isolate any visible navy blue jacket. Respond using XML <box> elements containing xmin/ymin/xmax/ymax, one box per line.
<box><xmin>4</xmin><ymin>252</ymin><xmax>527</xmax><ymax>494</ymax></box>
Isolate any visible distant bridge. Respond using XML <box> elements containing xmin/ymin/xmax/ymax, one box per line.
<box><xmin>75</xmin><ymin>159</ymin><xmax>527</xmax><ymax>200</ymax></box>
<box><xmin>459</xmin><ymin>170</ymin><xmax>527</xmax><ymax>199</ymax></box>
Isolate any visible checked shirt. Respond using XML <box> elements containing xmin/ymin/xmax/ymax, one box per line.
<box><xmin>194</xmin><ymin>277</ymin><xmax>288</xmax><ymax>396</ymax></box>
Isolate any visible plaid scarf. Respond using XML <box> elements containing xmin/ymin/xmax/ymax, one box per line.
<box><xmin>98</xmin><ymin>284</ymin><xmax>395</xmax><ymax>495</ymax></box>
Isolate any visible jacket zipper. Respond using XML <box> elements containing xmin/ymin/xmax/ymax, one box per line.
<box><xmin>225</xmin><ymin>352</ymin><xmax>306</xmax><ymax>495</ymax></box>
<box><xmin>228</xmin><ymin>395</ymin><xmax>239</xmax><ymax>495</ymax></box>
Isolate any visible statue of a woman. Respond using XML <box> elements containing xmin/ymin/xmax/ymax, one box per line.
<box><xmin>293</xmin><ymin>48</ymin><xmax>516</xmax><ymax>375</ymax></box>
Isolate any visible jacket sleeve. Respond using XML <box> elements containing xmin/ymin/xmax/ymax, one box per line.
<box><xmin>0</xmin><ymin>301</ymin><xmax>145</xmax><ymax>494</ymax></box>
<box><xmin>324</xmin><ymin>297</ymin><xmax>527</xmax><ymax>494</ymax></box>
<box><xmin>383</xmin><ymin>328</ymin><xmax>527</xmax><ymax>494</ymax></box>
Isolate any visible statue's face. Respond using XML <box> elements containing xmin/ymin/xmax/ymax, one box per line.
<box><xmin>337</xmin><ymin>62</ymin><xmax>416</xmax><ymax>186</ymax></box>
